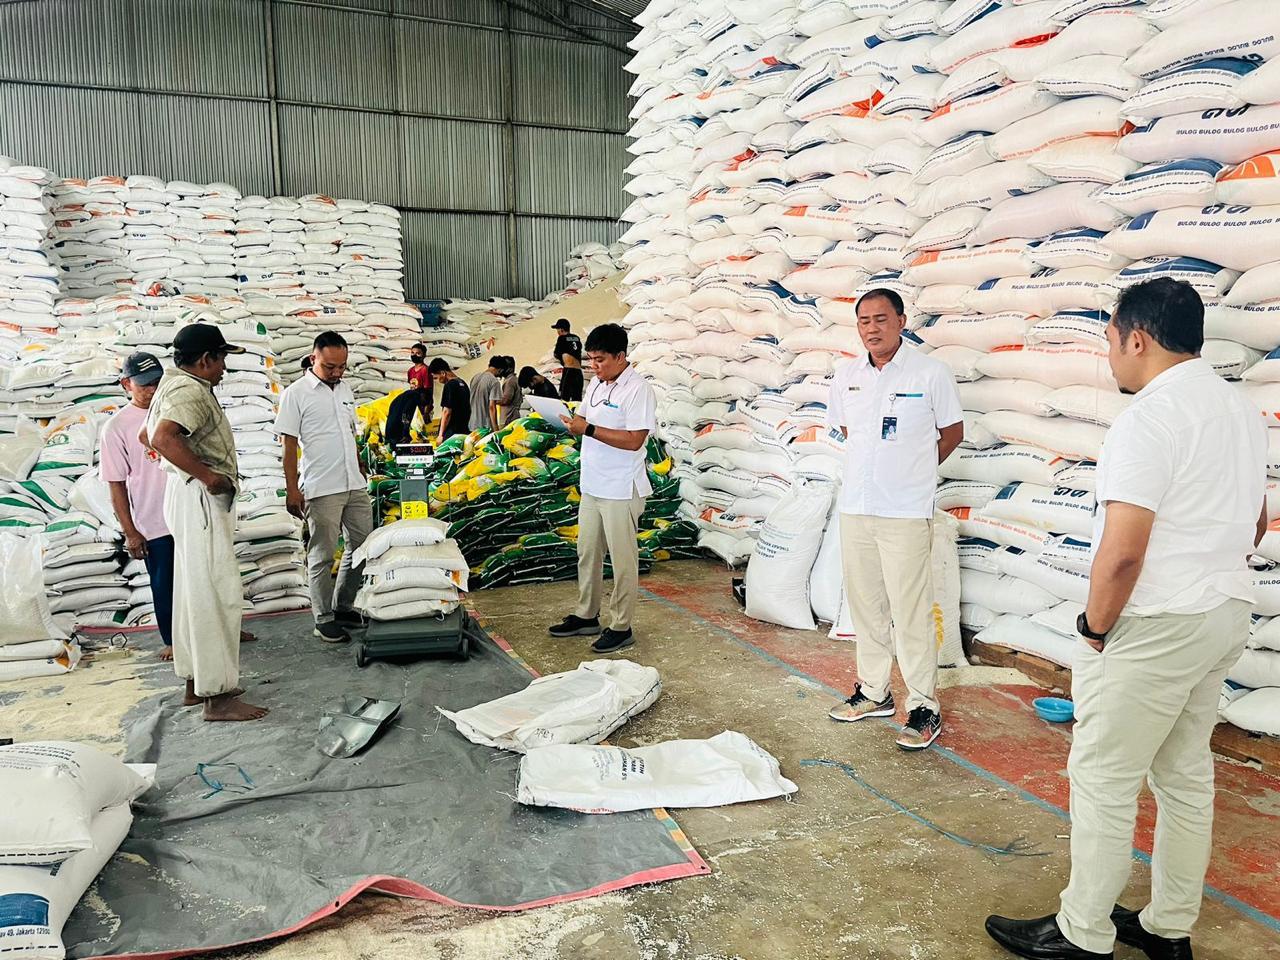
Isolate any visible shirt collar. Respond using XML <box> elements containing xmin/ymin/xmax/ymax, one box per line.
<box><xmin>303</xmin><ymin>370</ymin><xmax>329</xmax><ymax>390</ymax></box>
<box><xmin>1133</xmin><ymin>357</ymin><xmax>1210</xmax><ymax>402</ymax></box>
<box><xmin>170</xmin><ymin>367</ymin><xmax>213</xmax><ymax>393</ymax></box>
<box><xmin>866</xmin><ymin>338</ymin><xmax>908</xmax><ymax>371</ymax></box>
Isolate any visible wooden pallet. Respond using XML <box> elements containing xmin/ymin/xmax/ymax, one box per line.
<box><xmin>967</xmin><ymin>637</ymin><xmax>1280</xmax><ymax>776</ymax></box>
<box><xmin>1210</xmin><ymin>722</ymin><xmax>1280</xmax><ymax>778</ymax></box>
<box><xmin>968</xmin><ymin>638</ymin><xmax>1072</xmax><ymax>696</ymax></box>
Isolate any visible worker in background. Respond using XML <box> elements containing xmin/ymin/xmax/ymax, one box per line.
<box><xmin>553</xmin><ymin>323</ymin><xmax>656</xmax><ymax>655</ymax></box>
<box><xmin>275</xmin><ymin>331</ymin><xmax>373</xmax><ymax>646</ymax></box>
<box><xmin>497</xmin><ymin>356</ymin><xmax>523</xmax><ymax>427</ymax></box>
<box><xmin>826</xmin><ymin>288</ymin><xmax>964</xmax><ymax>751</ymax></box>
<box><xmin>987</xmin><ymin>279</ymin><xmax>1268</xmax><ymax>960</ymax></box>
<box><xmin>100</xmin><ymin>352</ymin><xmax>173</xmax><ymax>661</ymax></box>
<box><xmin>468</xmin><ymin>355</ymin><xmax>503</xmax><ymax>435</ymax></box>
<box><xmin>407</xmin><ymin>342</ymin><xmax>433</xmax><ymax>426</ymax></box>
<box><xmin>553</xmin><ymin>318</ymin><xmax>585</xmax><ymax>403</ymax></box>
<box><xmin>384</xmin><ymin>384</ymin><xmax>428</xmax><ymax>449</ymax></box>
<box><xmin>519</xmin><ymin>365</ymin><xmax>559</xmax><ymax>399</ymax></box>
<box><xmin>145</xmin><ymin>321</ymin><xmax>267</xmax><ymax>723</ymax></box>
<box><xmin>429</xmin><ymin>358</ymin><xmax>471</xmax><ymax>443</ymax></box>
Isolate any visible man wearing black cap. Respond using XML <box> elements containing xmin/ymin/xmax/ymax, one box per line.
<box><xmin>553</xmin><ymin>319</ymin><xmax>584</xmax><ymax>403</ymax></box>
<box><xmin>101</xmin><ymin>352</ymin><xmax>174</xmax><ymax>661</ymax></box>
<box><xmin>144</xmin><ymin>320</ymin><xmax>268</xmax><ymax>723</ymax></box>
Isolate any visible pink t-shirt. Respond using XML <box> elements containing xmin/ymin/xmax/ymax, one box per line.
<box><xmin>99</xmin><ymin>403</ymin><xmax>170</xmax><ymax>541</ymax></box>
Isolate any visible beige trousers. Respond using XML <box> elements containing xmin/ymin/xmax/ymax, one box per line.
<box><xmin>306</xmin><ymin>488</ymin><xmax>374</xmax><ymax>624</ymax></box>
<box><xmin>575</xmin><ymin>491</ymin><xmax>645</xmax><ymax>631</ymax></box>
<box><xmin>164</xmin><ymin>476</ymin><xmax>242</xmax><ymax>698</ymax></box>
<box><xmin>1057</xmin><ymin>599</ymin><xmax>1249</xmax><ymax>954</ymax></box>
<box><xmin>839</xmin><ymin>513</ymin><xmax>938</xmax><ymax>714</ymax></box>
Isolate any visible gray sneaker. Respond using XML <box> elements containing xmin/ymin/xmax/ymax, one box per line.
<box><xmin>828</xmin><ymin>685</ymin><xmax>896</xmax><ymax>722</ymax></box>
<box><xmin>314</xmin><ymin>621</ymin><xmax>351</xmax><ymax>644</ymax></box>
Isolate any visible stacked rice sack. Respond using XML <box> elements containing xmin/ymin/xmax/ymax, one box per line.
<box><xmin>389</xmin><ymin>419</ymin><xmax>694</xmax><ymax>589</ymax></box>
<box><xmin>0</xmin><ymin>742</ymin><xmax>152</xmax><ymax>956</ymax></box>
<box><xmin>562</xmin><ymin>241</ymin><xmax>626</xmax><ymax>294</ymax></box>
<box><xmin>352</xmin><ymin>518</ymin><xmax>469</xmax><ymax>621</ymax></box>
<box><xmin>622</xmin><ymin>0</ymin><xmax>1280</xmax><ymax>737</ymax></box>
<box><xmin>0</xmin><ymin>159</ymin><xmax>61</xmax><ymax>341</ymax></box>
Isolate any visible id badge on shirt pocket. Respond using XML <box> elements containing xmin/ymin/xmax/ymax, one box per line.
<box><xmin>881</xmin><ymin>416</ymin><xmax>898</xmax><ymax>441</ymax></box>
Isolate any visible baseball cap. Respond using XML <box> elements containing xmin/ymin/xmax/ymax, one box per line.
<box><xmin>120</xmin><ymin>351</ymin><xmax>164</xmax><ymax>385</ymax></box>
<box><xmin>552</xmin><ymin>319</ymin><xmax>570</xmax><ymax>332</ymax></box>
<box><xmin>172</xmin><ymin>323</ymin><xmax>246</xmax><ymax>358</ymax></box>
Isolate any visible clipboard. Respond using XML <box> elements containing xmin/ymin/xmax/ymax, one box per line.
<box><xmin>526</xmin><ymin>395</ymin><xmax>573</xmax><ymax>431</ymax></box>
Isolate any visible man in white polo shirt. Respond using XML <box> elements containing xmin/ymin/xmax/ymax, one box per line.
<box><xmin>553</xmin><ymin>322</ymin><xmax>657</xmax><ymax>654</ymax></box>
<box><xmin>987</xmin><ymin>279</ymin><xmax>1267</xmax><ymax>960</ymax></box>
<box><xmin>275</xmin><ymin>331</ymin><xmax>372</xmax><ymax>645</ymax></box>
<box><xmin>826</xmin><ymin>288</ymin><xmax>964</xmax><ymax>751</ymax></box>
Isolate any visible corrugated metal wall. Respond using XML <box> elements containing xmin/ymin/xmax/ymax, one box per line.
<box><xmin>0</xmin><ymin>0</ymin><xmax>631</xmax><ymax>300</ymax></box>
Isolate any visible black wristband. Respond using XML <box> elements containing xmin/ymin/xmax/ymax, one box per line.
<box><xmin>1077</xmin><ymin>611</ymin><xmax>1107</xmax><ymax>642</ymax></box>
<box><xmin>585</xmin><ymin>423</ymin><xmax>596</xmax><ymax>439</ymax></box>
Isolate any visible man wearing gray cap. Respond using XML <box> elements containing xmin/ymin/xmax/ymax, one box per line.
<box><xmin>144</xmin><ymin>321</ymin><xmax>268</xmax><ymax>722</ymax></box>
<box><xmin>101</xmin><ymin>352</ymin><xmax>173</xmax><ymax>660</ymax></box>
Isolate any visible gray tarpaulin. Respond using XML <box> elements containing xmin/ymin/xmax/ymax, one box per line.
<box><xmin>64</xmin><ymin>613</ymin><xmax>707</xmax><ymax>960</ymax></box>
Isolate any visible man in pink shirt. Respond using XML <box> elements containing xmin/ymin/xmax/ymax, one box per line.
<box><xmin>100</xmin><ymin>352</ymin><xmax>173</xmax><ymax>660</ymax></box>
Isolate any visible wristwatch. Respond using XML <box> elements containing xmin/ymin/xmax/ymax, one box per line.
<box><xmin>1076</xmin><ymin>611</ymin><xmax>1108</xmax><ymax>642</ymax></box>
<box><xmin>585</xmin><ymin>423</ymin><xmax>597</xmax><ymax>439</ymax></box>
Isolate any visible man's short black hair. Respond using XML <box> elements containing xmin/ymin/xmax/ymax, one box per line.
<box><xmin>313</xmin><ymin>331</ymin><xmax>348</xmax><ymax>351</ymax></box>
<box><xmin>1113</xmin><ymin>278</ymin><xmax>1204</xmax><ymax>355</ymax></box>
<box><xmin>518</xmin><ymin>365</ymin><xmax>538</xmax><ymax>389</ymax></box>
<box><xmin>428</xmin><ymin>358</ymin><xmax>452</xmax><ymax>375</ymax></box>
<box><xmin>855</xmin><ymin>288</ymin><xmax>905</xmax><ymax>316</ymax></box>
<box><xmin>412</xmin><ymin>342</ymin><xmax>426</xmax><ymax>353</ymax></box>
<box><xmin>585</xmin><ymin>323</ymin><xmax>628</xmax><ymax>355</ymax></box>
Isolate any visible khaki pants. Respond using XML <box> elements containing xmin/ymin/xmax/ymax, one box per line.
<box><xmin>839</xmin><ymin>513</ymin><xmax>938</xmax><ymax>714</ymax></box>
<box><xmin>1057</xmin><ymin>599</ymin><xmax>1249</xmax><ymax>954</ymax></box>
<box><xmin>306</xmin><ymin>488</ymin><xmax>374</xmax><ymax>624</ymax></box>
<box><xmin>575</xmin><ymin>491</ymin><xmax>645</xmax><ymax>631</ymax></box>
<box><xmin>164</xmin><ymin>476</ymin><xmax>241</xmax><ymax>698</ymax></box>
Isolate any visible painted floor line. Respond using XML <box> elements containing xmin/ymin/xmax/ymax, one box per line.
<box><xmin>639</xmin><ymin>587</ymin><xmax>1280</xmax><ymax>934</ymax></box>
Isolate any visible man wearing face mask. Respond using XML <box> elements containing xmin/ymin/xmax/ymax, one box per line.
<box><xmin>825</xmin><ymin>288</ymin><xmax>964</xmax><ymax>752</ymax></box>
<box><xmin>276</xmin><ymin>331</ymin><xmax>372</xmax><ymax>645</ymax></box>
<box><xmin>553</xmin><ymin>323</ymin><xmax>656</xmax><ymax>654</ymax></box>
<box><xmin>407</xmin><ymin>342</ymin><xmax>433</xmax><ymax>428</ymax></box>
<box><xmin>144</xmin><ymin>320</ymin><xmax>267</xmax><ymax>723</ymax></box>
<box><xmin>987</xmin><ymin>279</ymin><xmax>1268</xmax><ymax>960</ymax></box>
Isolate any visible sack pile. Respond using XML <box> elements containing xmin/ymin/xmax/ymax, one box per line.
<box><xmin>561</xmin><ymin>241</ymin><xmax>626</xmax><ymax>295</ymax></box>
<box><xmin>352</xmin><ymin>518</ymin><xmax>469</xmax><ymax>620</ymax></box>
<box><xmin>0</xmin><ymin>533</ymin><xmax>81</xmax><ymax>682</ymax></box>
<box><xmin>50</xmin><ymin>178</ymin><xmax>406</xmax><ymax>304</ymax></box>
<box><xmin>621</xmin><ymin>0</ymin><xmax>1280</xmax><ymax>736</ymax></box>
<box><xmin>414</xmin><ymin>420</ymin><xmax>696</xmax><ymax>588</ymax></box>
<box><xmin>0</xmin><ymin>741</ymin><xmax>153</xmax><ymax>958</ymax></box>
<box><xmin>1</xmin><ymin>158</ymin><xmax>61</xmax><ymax>338</ymax></box>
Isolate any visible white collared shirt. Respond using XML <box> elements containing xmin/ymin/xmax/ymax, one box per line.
<box><xmin>274</xmin><ymin>372</ymin><xmax>364</xmax><ymax>499</ymax></box>
<box><xmin>1094</xmin><ymin>357</ymin><xmax>1267</xmax><ymax>616</ymax></box>
<box><xmin>826</xmin><ymin>340</ymin><xmax>963</xmax><ymax>518</ymax></box>
<box><xmin>580</xmin><ymin>363</ymin><xmax>657</xmax><ymax>500</ymax></box>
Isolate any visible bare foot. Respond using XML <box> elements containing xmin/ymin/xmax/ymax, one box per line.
<box><xmin>203</xmin><ymin>693</ymin><xmax>269</xmax><ymax>722</ymax></box>
<box><xmin>160</xmin><ymin>647</ymin><xmax>174</xmax><ymax>662</ymax></box>
<box><xmin>240</xmin><ymin>630</ymin><xmax>257</xmax><ymax>643</ymax></box>
<box><xmin>184</xmin><ymin>680</ymin><xmax>244</xmax><ymax>706</ymax></box>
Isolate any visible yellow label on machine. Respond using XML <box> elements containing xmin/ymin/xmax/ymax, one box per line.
<box><xmin>401</xmin><ymin>500</ymin><xmax>430</xmax><ymax>520</ymax></box>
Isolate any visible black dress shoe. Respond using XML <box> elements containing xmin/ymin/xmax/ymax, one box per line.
<box><xmin>985</xmin><ymin>914</ymin><xmax>1113</xmax><ymax>960</ymax></box>
<box><xmin>1111</xmin><ymin>906</ymin><xmax>1194</xmax><ymax>960</ymax></box>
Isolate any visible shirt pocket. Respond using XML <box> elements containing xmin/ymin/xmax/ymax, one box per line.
<box><xmin>886</xmin><ymin>391</ymin><xmax>934</xmax><ymax>440</ymax></box>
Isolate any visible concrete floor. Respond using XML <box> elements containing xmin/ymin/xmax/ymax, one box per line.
<box><xmin>4</xmin><ymin>558</ymin><xmax>1278</xmax><ymax>959</ymax></box>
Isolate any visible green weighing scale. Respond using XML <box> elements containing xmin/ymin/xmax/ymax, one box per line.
<box><xmin>356</xmin><ymin>441</ymin><xmax>476</xmax><ymax>667</ymax></box>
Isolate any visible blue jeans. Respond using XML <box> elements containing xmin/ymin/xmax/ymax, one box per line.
<box><xmin>144</xmin><ymin>535</ymin><xmax>175</xmax><ymax>647</ymax></box>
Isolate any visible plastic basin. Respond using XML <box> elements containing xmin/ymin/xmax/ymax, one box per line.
<box><xmin>1033</xmin><ymin>696</ymin><xmax>1075</xmax><ymax>723</ymax></box>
